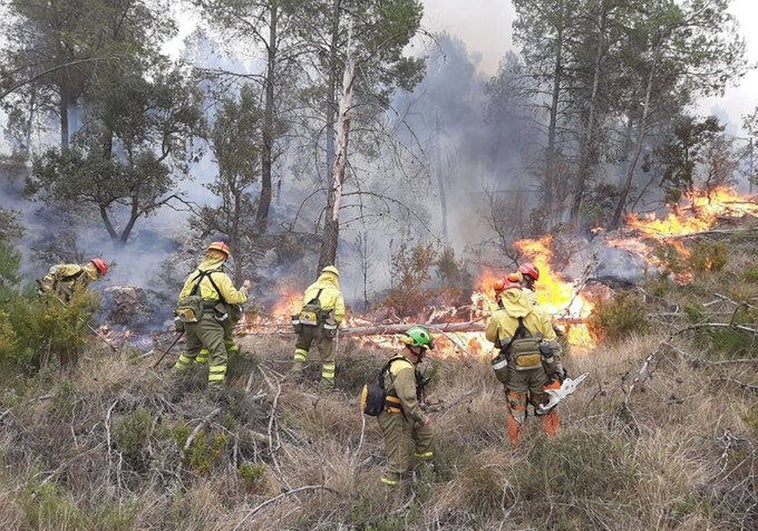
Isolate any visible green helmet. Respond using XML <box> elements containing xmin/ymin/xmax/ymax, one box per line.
<box><xmin>402</xmin><ymin>325</ymin><xmax>435</xmax><ymax>350</ymax></box>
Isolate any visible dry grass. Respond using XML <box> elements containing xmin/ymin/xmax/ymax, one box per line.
<box><xmin>0</xmin><ymin>236</ymin><xmax>756</xmax><ymax>529</ymax></box>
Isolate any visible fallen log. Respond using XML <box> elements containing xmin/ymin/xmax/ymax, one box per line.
<box><xmin>238</xmin><ymin>316</ymin><xmax>588</xmax><ymax>338</ymax></box>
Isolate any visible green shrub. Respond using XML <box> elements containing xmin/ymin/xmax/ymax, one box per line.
<box><xmin>113</xmin><ymin>407</ymin><xmax>155</xmax><ymax>468</ymax></box>
<box><xmin>688</xmin><ymin>242</ymin><xmax>728</xmax><ymax>273</ymax></box>
<box><xmin>178</xmin><ymin>429</ymin><xmax>228</xmax><ymax>475</ymax></box>
<box><xmin>238</xmin><ymin>462</ymin><xmax>267</xmax><ymax>493</ymax></box>
<box><xmin>741</xmin><ymin>264</ymin><xmax>758</xmax><ymax>283</ymax></box>
<box><xmin>19</xmin><ymin>482</ymin><xmax>83</xmax><ymax>529</ymax></box>
<box><xmin>588</xmin><ymin>290</ymin><xmax>651</xmax><ymax>343</ymax></box>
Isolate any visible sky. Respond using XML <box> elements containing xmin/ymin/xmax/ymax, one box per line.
<box><xmin>421</xmin><ymin>0</ymin><xmax>758</xmax><ymax>136</ymax></box>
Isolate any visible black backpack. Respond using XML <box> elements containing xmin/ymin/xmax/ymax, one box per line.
<box><xmin>360</xmin><ymin>356</ymin><xmax>405</xmax><ymax>416</ymax></box>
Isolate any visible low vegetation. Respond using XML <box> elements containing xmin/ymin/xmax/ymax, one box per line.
<box><xmin>0</xmin><ymin>231</ymin><xmax>755</xmax><ymax>530</ymax></box>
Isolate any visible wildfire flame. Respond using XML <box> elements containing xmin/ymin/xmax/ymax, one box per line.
<box><xmin>513</xmin><ymin>236</ymin><xmax>594</xmax><ymax>348</ymax></box>
<box><xmin>238</xmin><ymin>186</ymin><xmax>755</xmax><ymax>359</ymax></box>
<box><xmin>614</xmin><ymin>186</ymin><xmax>758</xmax><ymax>283</ymax></box>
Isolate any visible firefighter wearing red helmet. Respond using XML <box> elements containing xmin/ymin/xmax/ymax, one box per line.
<box><xmin>485</xmin><ymin>280</ymin><xmax>565</xmax><ymax>446</ymax></box>
<box><xmin>37</xmin><ymin>257</ymin><xmax>109</xmax><ymax>301</ymax></box>
<box><xmin>173</xmin><ymin>242</ymin><xmax>251</xmax><ymax>389</ymax></box>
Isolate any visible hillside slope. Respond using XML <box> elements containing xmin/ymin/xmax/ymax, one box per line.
<box><xmin>0</xmin><ymin>229</ymin><xmax>756</xmax><ymax>530</ymax></box>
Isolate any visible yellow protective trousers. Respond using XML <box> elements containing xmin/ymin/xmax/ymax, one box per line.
<box><xmin>174</xmin><ymin>313</ymin><xmax>227</xmax><ymax>387</ymax></box>
<box><xmin>293</xmin><ymin>324</ymin><xmax>335</xmax><ymax>384</ymax></box>
<box><xmin>377</xmin><ymin>409</ymin><xmax>434</xmax><ymax>485</ymax></box>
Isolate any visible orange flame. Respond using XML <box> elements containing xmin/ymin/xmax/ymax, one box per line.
<box><xmin>514</xmin><ymin>235</ymin><xmax>595</xmax><ymax>349</ymax></box>
<box><xmin>620</xmin><ymin>186</ymin><xmax>757</xmax><ymax>283</ymax></box>
<box><xmin>626</xmin><ymin>186</ymin><xmax>757</xmax><ymax>239</ymax></box>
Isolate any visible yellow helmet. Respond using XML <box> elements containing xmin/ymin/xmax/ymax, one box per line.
<box><xmin>321</xmin><ymin>265</ymin><xmax>339</xmax><ymax>277</ymax></box>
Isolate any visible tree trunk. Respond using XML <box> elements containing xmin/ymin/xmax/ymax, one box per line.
<box><xmin>570</xmin><ymin>1</ymin><xmax>607</xmax><ymax>222</ymax></box>
<box><xmin>318</xmin><ymin>40</ymin><xmax>354</xmax><ymax>271</ymax></box>
<box><xmin>324</xmin><ymin>0</ymin><xmax>340</xmax><ymax>198</ymax></box>
<box><xmin>59</xmin><ymin>88</ymin><xmax>70</xmax><ymax>148</ymax></box>
<box><xmin>256</xmin><ymin>4</ymin><xmax>277</xmax><ymax>233</ymax></box>
<box><xmin>544</xmin><ymin>0</ymin><xmax>565</xmax><ymax>216</ymax></box>
<box><xmin>434</xmin><ymin>115</ymin><xmax>449</xmax><ymax>244</ymax></box>
<box><xmin>611</xmin><ymin>48</ymin><xmax>659</xmax><ymax>229</ymax></box>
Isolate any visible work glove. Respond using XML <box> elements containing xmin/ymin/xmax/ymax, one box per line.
<box><xmin>240</xmin><ymin>279</ymin><xmax>252</xmax><ymax>294</ymax></box>
<box><xmin>550</xmin><ymin>371</ymin><xmax>565</xmax><ymax>385</ymax></box>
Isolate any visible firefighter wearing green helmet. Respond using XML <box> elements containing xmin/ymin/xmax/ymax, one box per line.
<box><xmin>377</xmin><ymin>325</ymin><xmax>435</xmax><ymax>486</ymax></box>
<box><xmin>288</xmin><ymin>265</ymin><xmax>345</xmax><ymax>389</ymax></box>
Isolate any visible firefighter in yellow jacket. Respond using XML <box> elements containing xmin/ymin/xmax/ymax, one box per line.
<box><xmin>485</xmin><ymin>279</ymin><xmax>565</xmax><ymax>446</ymax></box>
<box><xmin>378</xmin><ymin>325</ymin><xmax>435</xmax><ymax>486</ymax></box>
<box><xmin>37</xmin><ymin>258</ymin><xmax>109</xmax><ymax>300</ymax></box>
<box><xmin>173</xmin><ymin>242</ymin><xmax>250</xmax><ymax>388</ymax></box>
<box><xmin>289</xmin><ymin>265</ymin><xmax>345</xmax><ymax>389</ymax></box>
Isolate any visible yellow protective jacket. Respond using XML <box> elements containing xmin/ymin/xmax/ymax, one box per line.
<box><xmin>302</xmin><ymin>270</ymin><xmax>345</xmax><ymax>324</ymax></box>
<box><xmin>383</xmin><ymin>355</ymin><xmax>425</xmax><ymax>425</ymax></box>
<box><xmin>178</xmin><ymin>256</ymin><xmax>248</xmax><ymax>305</ymax></box>
<box><xmin>40</xmin><ymin>263</ymin><xmax>99</xmax><ymax>293</ymax></box>
<box><xmin>485</xmin><ymin>288</ymin><xmax>558</xmax><ymax>346</ymax></box>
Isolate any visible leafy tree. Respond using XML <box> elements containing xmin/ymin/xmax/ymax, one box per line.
<box><xmin>26</xmin><ymin>63</ymin><xmax>203</xmax><ymax>244</ymax></box>
<box><xmin>0</xmin><ymin>0</ymin><xmax>175</xmax><ymax>148</ymax></box>
<box><xmin>610</xmin><ymin>0</ymin><xmax>747</xmax><ymax>227</ymax></box>
<box><xmin>195</xmin><ymin>84</ymin><xmax>263</xmax><ymax>284</ymax></box>
<box><xmin>193</xmin><ymin>0</ymin><xmax>298</xmax><ymax>234</ymax></box>
<box><xmin>656</xmin><ymin>115</ymin><xmax>730</xmax><ymax>201</ymax></box>
<box><xmin>290</xmin><ymin>0</ymin><xmax>425</xmax><ymax>271</ymax></box>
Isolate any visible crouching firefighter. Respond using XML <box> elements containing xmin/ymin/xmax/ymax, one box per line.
<box><xmin>378</xmin><ymin>325</ymin><xmax>435</xmax><ymax>486</ymax></box>
<box><xmin>37</xmin><ymin>257</ymin><xmax>109</xmax><ymax>301</ymax></box>
<box><xmin>288</xmin><ymin>265</ymin><xmax>345</xmax><ymax>389</ymax></box>
<box><xmin>485</xmin><ymin>279</ymin><xmax>566</xmax><ymax>446</ymax></box>
<box><xmin>173</xmin><ymin>242</ymin><xmax>251</xmax><ymax>389</ymax></box>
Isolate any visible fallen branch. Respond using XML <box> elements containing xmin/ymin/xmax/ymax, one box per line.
<box><xmin>231</xmin><ymin>484</ymin><xmax>339</xmax><ymax>530</ymax></box>
<box><xmin>672</xmin><ymin>322</ymin><xmax>758</xmax><ymax>335</ymax></box>
<box><xmin>715</xmin><ymin>377</ymin><xmax>758</xmax><ymax>393</ymax></box>
<box><xmin>183</xmin><ymin>408</ymin><xmax>222</xmax><ymax>452</ymax></box>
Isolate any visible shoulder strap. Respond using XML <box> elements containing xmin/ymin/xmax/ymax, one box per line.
<box><xmin>306</xmin><ymin>288</ymin><xmax>324</xmax><ymax>305</ymax></box>
<box><xmin>502</xmin><ymin>317</ymin><xmax>532</xmax><ymax>353</ymax></box>
<box><xmin>189</xmin><ymin>268</ymin><xmax>225</xmax><ymax>302</ymax></box>
<box><xmin>381</xmin><ymin>355</ymin><xmax>409</xmax><ymax>391</ymax></box>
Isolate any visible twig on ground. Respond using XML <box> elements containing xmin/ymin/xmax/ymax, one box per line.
<box><xmin>183</xmin><ymin>408</ymin><xmax>222</xmax><ymax>452</ymax></box>
<box><xmin>231</xmin><ymin>484</ymin><xmax>339</xmax><ymax>530</ymax></box>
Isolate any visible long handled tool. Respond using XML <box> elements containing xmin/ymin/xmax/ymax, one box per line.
<box><xmin>153</xmin><ymin>330</ymin><xmax>185</xmax><ymax>368</ymax></box>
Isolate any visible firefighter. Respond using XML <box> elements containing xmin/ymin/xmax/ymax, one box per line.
<box><xmin>288</xmin><ymin>265</ymin><xmax>345</xmax><ymax>389</ymax></box>
<box><xmin>37</xmin><ymin>258</ymin><xmax>109</xmax><ymax>301</ymax></box>
<box><xmin>173</xmin><ymin>242</ymin><xmax>250</xmax><ymax>388</ymax></box>
<box><xmin>485</xmin><ymin>279</ymin><xmax>566</xmax><ymax>446</ymax></box>
<box><xmin>378</xmin><ymin>325</ymin><xmax>435</xmax><ymax>486</ymax></box>
<box><xmin>514</xmin><ymin>262</ymin><xmax>539</xmax><ymax>306</ymax></box>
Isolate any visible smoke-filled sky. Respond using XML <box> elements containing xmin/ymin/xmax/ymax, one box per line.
<box><xmin>420</xmin><ymin>0</ymin><xmax>758</xmax><ymax>136</ymax></box>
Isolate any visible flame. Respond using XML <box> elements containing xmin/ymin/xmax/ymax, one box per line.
<box><xmin>619</xmin><ymin>186</ymin><xmax>757</xmax><ymax>283</ymax></box>
<box><xmin>514</xmin><ymin>235</ymin><xmax>595</xmax><ymax>349</ymax></box>
<box><xmin>627</xmin><ymin>186</ymin><xmax>757</xmax><ymax>239</ymax></box>
<box><xmin>270</xmin><ymin>288</ymin><xmax>303</xmax><ymax>320</ymax></box>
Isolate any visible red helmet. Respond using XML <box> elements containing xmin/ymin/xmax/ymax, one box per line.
<box><xmin>207</xmin><ymin>241</ymin><xmax>231</xmax><ymax>257</ymax></box>
<box><xmin>90</xmin><ymin>258</ymin><xmax>109</xmax><ymax>275</ymax></box>
<box><xmin>493</xmin><ymin>276</ymin><xmax>520</xmax><ymax>292</ymax></box>
<box><xmin>517</xmin><ymin>262</ymin><xmax>539</xmax><ymax>281</ymax></box>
